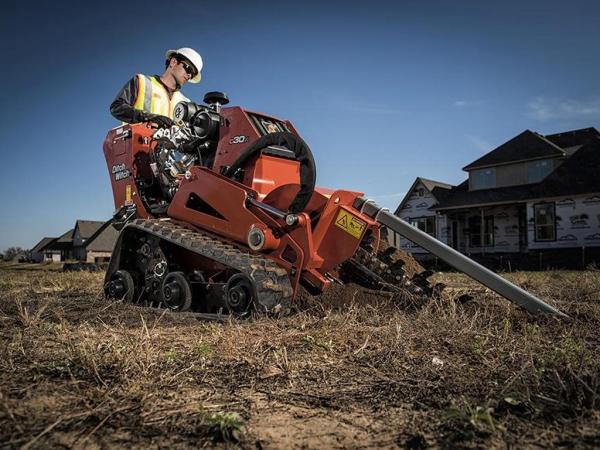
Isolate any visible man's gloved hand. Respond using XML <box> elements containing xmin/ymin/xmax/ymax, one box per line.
<box><xmin>141</xmin><ymin>112</ymin><xmax>174</xmax><ymax>129</ymax></box>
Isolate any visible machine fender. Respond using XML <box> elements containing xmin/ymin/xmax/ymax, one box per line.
<box><xmin>224</xmin><ymin>131</ymin><xmax>316</xmax><ymax>213</ymax></box>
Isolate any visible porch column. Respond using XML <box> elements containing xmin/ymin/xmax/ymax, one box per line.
<box><xmin>481</xmin><ymin>208</ymin><xmax>485</xmax><ymax>256</ymax></box>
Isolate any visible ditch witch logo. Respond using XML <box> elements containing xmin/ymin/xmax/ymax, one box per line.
<box><xmin>112</xmin><ymin>163</ymin><xmax>131</xmax><ymax>181</ymax></box>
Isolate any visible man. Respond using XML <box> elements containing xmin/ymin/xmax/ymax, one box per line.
<box><xmin>110</xmin><ymin>47</ymin><xmax>203</xmax><ymax>127</ymax></box>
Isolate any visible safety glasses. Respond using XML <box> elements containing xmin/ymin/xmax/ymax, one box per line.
<box><xmin>178</xmin><ymin>59</ymin><xmax>197</xmax><ymax>78</ymax></box>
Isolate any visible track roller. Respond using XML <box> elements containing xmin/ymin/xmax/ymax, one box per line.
<box><xmin>225</xmin><ymin>273</ymin><xmax>256</xmax><ymax>315</ymax></box>
<box><xmin>105</xmin><ymin>219</ymin><xmax>293</xmax><ymax>315</ymax></box>
<box><xmin>105</xmin><ymin>270</ymin><xmax>136</xmax><ymax>302</ymax></box>
<box><xmin>162</xmin><ymin>271</ymin><xmax>193</xmax><ymax>311</ymax></box>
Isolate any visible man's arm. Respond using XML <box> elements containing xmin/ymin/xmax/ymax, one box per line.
<box><xmin>109</xmin><ymin>76</ymin><xmax>146</xmax><ymax>123</ymax></box>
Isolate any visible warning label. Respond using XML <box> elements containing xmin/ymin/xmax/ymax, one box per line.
<box><xmin>125</xmin><ymin>184</ymin><xmax>133</xmax><ymax>205</ymax></box>
<box><xmin>335</xmin><ymin>210</ymin><xmax>366</xmax><ymax>239</ymax></box>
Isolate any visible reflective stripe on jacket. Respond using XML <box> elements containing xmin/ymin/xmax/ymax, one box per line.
<box><xmin>132</xmin><ymin>74</ymin><xmax>189</xmax><ymax>119</ymax></box>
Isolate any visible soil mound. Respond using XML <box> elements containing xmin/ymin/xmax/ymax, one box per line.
<box><xmin>377</xmin><ymin>239</ymin><xmax>427</xmax><ymax>279</ymax></box>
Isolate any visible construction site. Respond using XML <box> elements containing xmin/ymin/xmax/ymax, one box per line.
<box><xmin>2</xmin><ymin>1</ymin><xmax>600</xmax><ymax>449</ymax></box>
<box><xmin>1</xmin><ymin>91</ymin><xmax>599</xmax><ymax>448</ymax></box>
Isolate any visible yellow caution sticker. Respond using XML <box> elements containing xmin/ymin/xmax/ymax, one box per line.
<box><xmin>125</xmin><ymin>184</ymin><xmax>133</xmax><ymax>205</ymax></box>
<box><xmin>335</xmin><ymin>210</ymin><xmax>366</xmax><ymax>239</ymax></box>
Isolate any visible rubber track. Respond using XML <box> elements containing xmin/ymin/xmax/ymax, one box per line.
<box><xmin>125</xmin><ymin>219</ymin><xmax>293</xmax><ymax>313</ymax></box>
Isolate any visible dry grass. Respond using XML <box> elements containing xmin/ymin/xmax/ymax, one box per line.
<box><xmin>0</xmin><ymin>267</ymin><xmax>598</xmax><ymax>449</ymax></box>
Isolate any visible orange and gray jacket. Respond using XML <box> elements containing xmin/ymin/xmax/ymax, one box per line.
<box><xmin>110</xmin><ymin>74</ymin><xmax>190</xmax><ymax>123</ymax></box>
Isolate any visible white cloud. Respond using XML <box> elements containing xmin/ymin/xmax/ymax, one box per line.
<box><xmin>454</xmin><ymin>100</ymin><xmax>483</xmax><ymax>108</ymax></box>
<box><xmin>465</xmin><ymin>134</ymin><xmax>492</xmax><ymax>152</ymax></box>
<box><xmin>527</xmin><ymin>97</ymin><xmax>600</xmax><ymax>121</ymax></box>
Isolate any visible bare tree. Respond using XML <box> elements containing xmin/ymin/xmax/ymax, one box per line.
<box><xmin>3</xmin><ymin>247</ymin><xmax>26</xmax><ymax>261</ymax></box>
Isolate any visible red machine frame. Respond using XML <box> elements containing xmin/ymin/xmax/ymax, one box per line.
<box><xmin>103</xmin><ymin>107</ymin><xmax>381</xmax><ymax>298</ymax></box>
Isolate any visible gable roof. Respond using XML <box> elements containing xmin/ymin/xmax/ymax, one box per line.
<box><xmin>85</xmin><ymin>221</ymin><xmax>119</xmax><ymax>252</ymax></box>
<box><xmin>435</xmin><ymin>137</ymin><xmax>600</xmax><ymax>210</ymax></box>
<box><xmin>56</xmin><ymin>228</ymin><xmax>74</xmax><ymax>243</ymax></box>
<box><xmin>395</xmin><ymin>177</ymin><xmax>455</xmax><ymax>214</ymax></box>
<box><xmin>45</xmin><ymin>228</ymin><xmax>74</xmax><ymax>251</ymax></box>
<box><xmin>534</xmin><ymin>135</ymin><xmax>600</xmax><ymax>197</ymax></box>
<box><xmin>463</xmin><ymin>130</ymin><xmax>566</xmax><ymax>171</ymax></box>
<box><xmin>545</xmin><ymin>127</ymin><xmax>599</xmax><ymax>149</ymax></box>
<box><xmin>31</xmin><ymin>237</ymin><xmax>57</xmax><ymax>253</ymax></box>
<box><xmin>419</xmin><ymin>177</ymin><xmax>454</xmax><ymax>192</ymax></box>
<box><xmin>75</xmin><ymin>220</ymin><xmax>105</xmax><ymax>239</ymax></box>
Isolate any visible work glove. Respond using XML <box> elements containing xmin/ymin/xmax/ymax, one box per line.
<box><xmin>141</xmin><ymin>112</ymin><xmax>174</xmax><ymax>129</ymax></box>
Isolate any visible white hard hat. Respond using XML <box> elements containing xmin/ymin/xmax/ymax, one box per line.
<box><xmin>165</xmin><ymin>47</ymin><xmax>203</xmax><ymax>83</ymax></box>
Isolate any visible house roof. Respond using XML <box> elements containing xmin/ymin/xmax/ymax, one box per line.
<box><xmin>419</xmin><ymin>177</ymin><xmax>454</xmax><ymax>192</ymax></box>
<box><xmin>545</xmin><ymin>127</ymin><xmax>599</xmax><ymax>149</ymax></box>
<box><xmin>46</xmin><ymin>228</ymin><xmax>74</xmax><ymax>250</ymax></box>
<box><xmin>75</xmin><ymin>220</ymin><xmax>105</xmax><ymax>239</ymax></box>
<box><xmin>435</xmin><ymin>137</ymin><xmax>600</xmax><ymax>210</ymax></box>
<box><xmin>533</xmin><ymin>135</ymin><xmax>600</xmax><ymax>197</ymax></box>
<box><xmin>394</xmin><ymin>177</ymin><xmax>455</xmax><ymax>214</ymax></box>
<box><xmin>56</xmin><ymin>228</ymin><xmax>74</xmax><ymax>243</ymax></box>
<box><xmin>462</xmin><ymin>129</ymin><xmax>566</xmax><ymax>171</ymax></box>
<box><xmin>31</xmin><ymin>237</ymin><xmax>57</xmax><ymax>253</ymax></box>
<box><xmin>85</xmin><ymin>221</ymin><xmax>119</xmax><ymax>252</ymax></box>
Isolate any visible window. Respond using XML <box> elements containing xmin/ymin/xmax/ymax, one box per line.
<box><xmin>471</xmin><ymin>168</ymin><xmax>496</xmax><ymax>190</ymax></box>
<box><xmin>468</xmin><ymin>215</ymin><xmax>494</xmax><ymax>247</ymax></box>
<box><xmin>534</xmin><ymin>203</ymin><xmax>556</xmax><ymax>241</ymax></box>
<box><xmin>528</xmin><ymin>159</ymin><xmax>553</xmax><ymax>183</ymax></box>
<box><xmin>410</xmin><ymin>216</ymin><xmax>436</xmax><ymax>237</ymax></box>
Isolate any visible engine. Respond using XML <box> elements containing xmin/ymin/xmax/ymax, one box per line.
<box><xmin>149</xmin><ymin>92</ymin><xmax>228</xmax><ymax>200</ymax></box>
<box><xmin>149</xmin><ymin>127</ymin><xmax>199</xmax><ymax>199</ymax></box>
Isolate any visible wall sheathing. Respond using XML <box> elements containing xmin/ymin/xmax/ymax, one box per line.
<box><xmin>527</xmin><ymin>194</ymin><xmax>600</xmax><ymax>249</ymax></box>
<box><xmin>391</xmin><ymin>182</ymin><xmax>440</xmax><ymax>254</ymax></box>
<box><xmin>391</xmin><ymin>186</ymin><xmax>600</xmax><ymax>255</ymax></box>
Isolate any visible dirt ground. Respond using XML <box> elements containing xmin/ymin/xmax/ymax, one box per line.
<box><xmin>0</xmin><ymin>265</ymin><xmax>599</xmax><ymax>449</ymax></box>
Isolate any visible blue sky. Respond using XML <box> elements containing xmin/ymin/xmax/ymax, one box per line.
<box><xmin>1</xmin><ymin>0</ymin><xmax>599</xmax><ymax>251</ymax></box>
